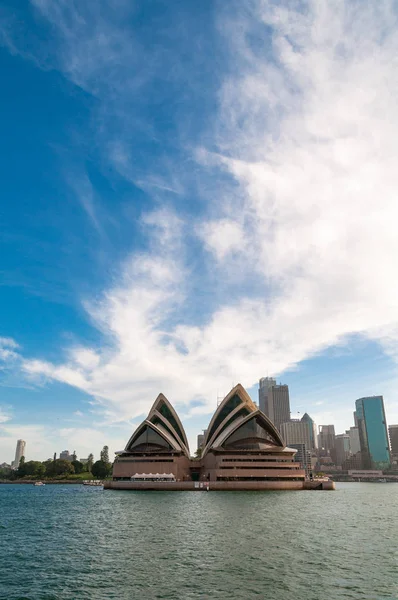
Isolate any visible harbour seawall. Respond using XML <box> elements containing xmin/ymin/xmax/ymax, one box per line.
<box><xmin>104</xmin><ymin>480</ymin><xmax>335</xmax><ymax>491</ymax></box>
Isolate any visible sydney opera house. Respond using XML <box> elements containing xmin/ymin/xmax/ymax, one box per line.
<box><xmin>106</xmin><ymin>384</ymin><xmax>333</xmax><ymax>491</ymax></box>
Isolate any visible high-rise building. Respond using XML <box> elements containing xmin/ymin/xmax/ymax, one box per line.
<box><xmin>353</xmin><ymin>411</ymin><xmax>358</xmax><ymax>428</ymax></box>
<box><xmin>300</xmin><ymin>413</ymin><xmax>317</xmax><ymax>450</ymax></box>
<box><xmin>347</xmin><ymin>427</ymin><xmax>360</xmax><ymax>455</ymax></box>
<box><xmin>318</xmin><ymin>425</ymin><xmax>336</xmax><ymax>454</ymax></box>
<box><xmin>289</xmin><ymin>443</ymin><xmax>312</xmax><ymax>477</ymax></box>
<box><xmin>334</xmin><ymin>434</ymin><xmax>350</xmax><ymax>467</ymax></box>
<box><xmin>258</xmin><ymin>377</ymin><xmax>276</xmax><ymax>414</ymax></box>
<box><xmin>388</xmin><ymin>424</ymin><xmax>398</xmax><ymax>456</ymax></box>
<box><xmin>355</xmin><ymin>396</ymin><xmax>390</xmax><ymax>469</ymax></box>
<box><xmin>12</xmin><ymin>439</ymin><xmax>26</xmax><ymax>469</ymax></box>
<box><xmin>258</xmin><ymin>378</ymin><xmax>290</xmax><ymax>430</ymax></box>
<box><xmin>280</xmin><ymin>420</ymin><xmax>312</xmax><ymax>449</ymax></box>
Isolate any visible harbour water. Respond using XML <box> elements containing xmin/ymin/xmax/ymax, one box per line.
<box><xmin>0</xmin><ymin>483</ymin><xmax>397</xmax><ymax>599</ymax></box>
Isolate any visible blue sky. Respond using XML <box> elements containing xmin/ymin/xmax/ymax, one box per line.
<box><xmin>1</xmin><ymin>0</ymin><xmax>398</xmax><ymax>462</ymax></box>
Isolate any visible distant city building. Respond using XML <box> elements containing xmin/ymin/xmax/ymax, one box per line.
<box><xmin>258</xmin><ymin>377</ymin><xmax>290</xmax><ymax>430</ymax></box>
<box><xmin>197</xmin><ymin>430</ymin><xmax>207</xmax><ymax>452</ymax></box>
<box><xmin>0</xmin><ymin>462</ymin><xmax>11</xmax><ymax>469</ymax></box>
<box><xmin>60</xmin><ymin>450</ymin><xmax>74</xmax><ymax>462</ymax></box>
<box><xmin>355</xmin><ymin>396</ymin><xmax>391</xmax><ymax>469</ymax></box>
<box><xmin>12</xmin><ymin>439</ymin><xmax>26</xmax><ymax>469</ymax></box>
<box><xmin>334</xmin><ymin>434</ymin><xmax>350</xmax><ymax>467</ymax></box>
<box><xmin>300</xmin><ymin>413</ymin><xmax>317</xmax><ymax>450</ymax></box>
<box><xmin>318</xmin><ymin>425</ymin><xmax>336</xmax><ymax>454</ymax></box>
<box><xmin>353</xmin><ymin>411</ymin><xmax>358</xmax><ymax>428</ymax></box>
<box><xmin>343</xmin><ymin>452</ymin><xmax>362</xmax><ymax>471</ymax></box>
<box><xmin>348</xmin><ymin>469</ymin><xmax>383</xmax><ymax>479</ymax></box>
<box><xmin>347</xmin><ymin>426</ymin><xmax>360</xmax><ymax>455</ymax></box>
<box><xmin>258</xmin><ymin>377</ymin><xmax>276</xmax><ymax>414</ymax></box>
<box><xmin>280</xmin><ymin>420</ymin><xmax>312</xmax><ymax>449</ymax></box>
<box><xmin>289</xmin><ymin>443</ymin><xmax>312</xmax><ymax>477</ymax></box>
<box><xmin>388</xmin><ymin>425</ymin><xmax>398</xmax><ymax>456</ymax></box>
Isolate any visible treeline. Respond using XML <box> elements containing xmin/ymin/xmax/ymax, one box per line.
<box><xmin>0</xmin><ymin>446</ymin><xmax>113</xmax><ymax>480</ymax></box>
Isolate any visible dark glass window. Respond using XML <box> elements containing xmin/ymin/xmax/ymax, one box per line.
<box><xmin>224</xmin><ymin>417</ymin><xmax>279</xmax><ymax>449</ymax></box>
<box><xmin>129</xmin><ymin>425</ymin><xmax>173</xmax><ymax>451</ymax></box>
<box><xmin>207</xmin><ymin>394</ymin><xmax>243</xmax><ymax>442</ymax></box>
<box><xmin>158</xmin><ymin>402</ymin><xmax>186</xmax><ymax>444</ymax></box>
<box><xmin>150</xmin><ymin>416</ymin><xmax>182</xmax><ymax>448</ymax></box>
<box><xmin>210</xmin><ymin>406</ymin><xmax>251</xmax><ymax>444</ymax></box>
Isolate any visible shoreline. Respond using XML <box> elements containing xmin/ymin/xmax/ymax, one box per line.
<box><xmin>0</xmin><ymin>479</ymin><xmax>104</xmax><ymax>485</ymax></box>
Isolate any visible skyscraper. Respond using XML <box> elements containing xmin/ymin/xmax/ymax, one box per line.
<box><xmin>317</xmin><ymin>425</ymin><xmax>336</xmax><ymax>454</ymax></box>
<box><xmin>347</xmin><ymin>426</ymin><xmax>360</xmax><ymax>455</ymax></box>
<box><xmin>280</xmin><ymin>420</ymin><xmax>312</xmax><ymax>449</ymax></box>
<box><xmin>388</xmin><ymin>424</ymin><xmax>398</xmax><ymax>456</ymax></box>
<box><xmin>334</xmin><ymin>434</ymin><xmax>350</xmax><ymax>467</ymax></box>
<box><xmin>258</xmin><ymin>377</ymin><xmax>290</xmax><ymax>430</ymax></box>
<box><xmin>258</xmin><ymin>377</ymin><xmax>276</xmax><ymax>414</ymax></box>
<box><xmin>355</xmin><ymin>396</ymin><xmax>390</xmax><ymax>469</ymax></box>
<box><xmin>12</xmin><ymin>439</ymin><xmax>26</xmax><ymax>469</ymax></box>
<box><xmin>300</xmin><ymin>413</ymin><xmax>317</xmax><ymax>450</ymax></box>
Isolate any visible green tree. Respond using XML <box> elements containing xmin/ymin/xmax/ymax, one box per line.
<box><xmin>16</xmin><ymin>456</ymin><xmax>26</xmax><ymax>478</ymax></box>
<box><xmin>100</xmin><ymin>446</ymin><xmax>110</xmax><ymax>464</ymax></box>
<box><xmin>71</xmin><ymin>460</ymin><xmax>84</xmax><ymax>474</ymax></box>
<box><xmin>45</xmin><ymin>459</ymin><xmax>75</xmax><ymax>478</ymax></box>
<box><xmin>86</xmin><ymin>453</ymin><xmax>94</xmax><ymax>472</ymax></box>
<box><xmin>18</xmin><ymin>461</ymin><xmax>46</xmax><ymax>478</ymax></box>
<box><xmin>0</xmin><ymin>466</ymin><xmax>13</xmax><ymax>480</ymax></box>
<box><xmin>91</xmin><ymin>460</ymin><xmax>112</xmax><ymax>478</ymax></box>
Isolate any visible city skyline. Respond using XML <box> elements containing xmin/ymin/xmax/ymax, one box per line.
<box><xmin>2</xmin><ymin>376</ymin><xmax>397</xmax><ymax>464</ymax></box>
<box><xmin>1</xmin><ymin>1</ymin><xmax>398</xmax><ymax>462</ymax></box>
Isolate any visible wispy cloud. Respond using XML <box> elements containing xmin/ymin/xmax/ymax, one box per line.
<box><xmin>1</xmin><ymin>1</ymin><xmax>398</xmax><ymax>443</ymax></box>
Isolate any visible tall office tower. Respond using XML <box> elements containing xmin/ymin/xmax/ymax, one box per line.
<box><xmin>388</xmin><ymin>425</ymin><xmax>398</xmax><ymax>456</ymax></box>
<box><xmin>258</xmin><ymin>377</ymin><xmax>290</xmax><ymax>430</ymax></box>
<box><xmin>355</xmin><ymin>396</ymin><xmax>391</xmax><ymax>469</ymax></box>
<box><xmin>334</xmin><ymin>434</ymin><xmax>351</xmax><ymax>466</ymax></box>
<box><xmin>12</xmin><ymin>439</ymin><xmax>26</xmax><ymax>469</ymax></box>
<box><xmin>280</xmin><ymin>420</ymin><xmax>312</xmax><ymax>449</ymax></box>
<box><xmin>300</xmin><ymin>413</ymin><xmax>317</xmax><ymax>450</ymax></box>
<box><xmin>258</xmin><ymin>377</ymin><xmax>276</xmax><ymax>413</ymax></box>
<box><xmin>347</xmin><ymin>426</ymin><xmax>360</xmax><ymax>455</ymax></box>
<box><xmin>317</xmin><ymin>425</ymin><xmax>336</xmax><ymax>454</ymax></box>
<box><xmin>353</xmin><ymin>411</ymin><xmax>358</xmax><ymax>428</ymax></box>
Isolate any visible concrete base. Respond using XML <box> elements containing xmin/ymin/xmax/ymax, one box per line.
<box><xmin>104</xmin><ymin>480</ymin><xmax>335</xmax><ymax>491</ymax></box>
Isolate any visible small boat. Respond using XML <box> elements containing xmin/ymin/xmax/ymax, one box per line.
<box><xmin>34</xmin><ymin>481</ymin><xmax>45</xmax><ymax>486</ymax></box>
<box><xmin>83</xmin><ymin>480</ymin><xmax>103</xmax><ymax>486</ymax></box>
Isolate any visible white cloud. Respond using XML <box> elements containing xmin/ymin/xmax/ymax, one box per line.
<box><xmin>200</xmin><ymin>219</ymin><xmax>246</xmax><ymax>261</ymax></box>
<box><xmin>1</xmin><ymin>1</ymin><xmax>398</xmax><ymax>454</ymax></box>
<box><xmin>19</xmin><ymin>3</ymin><xmax>398</xmax><ymax>424</ymax></box>
<box><xmin>0</xmin><ymin>409</ymin><xmax>11</xmax><ymax>424</ymax></box>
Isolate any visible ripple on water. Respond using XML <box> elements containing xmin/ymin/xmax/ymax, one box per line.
<box><xmin>0</xmin><ymin>483</ymin><xmax>397</xmax><ymax>600</ymax></box>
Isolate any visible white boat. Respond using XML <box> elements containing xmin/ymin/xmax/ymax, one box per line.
<box><xmin>83</xmin><ymin>480</ymin><xmax>103</xmax><ymax>486</ymax></box>
<box><xmin>34</xmin><ymin>481</ymin><xmax>45</xmax><ymax>486</ymax></box>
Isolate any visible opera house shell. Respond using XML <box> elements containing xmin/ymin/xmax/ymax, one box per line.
<box><xmin>109</xmin><ymin>384</ymin><xmax>313</xmax><ymax>490</ymax></box>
